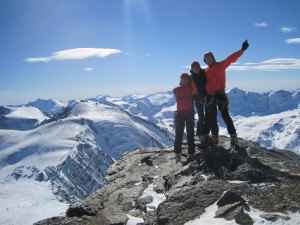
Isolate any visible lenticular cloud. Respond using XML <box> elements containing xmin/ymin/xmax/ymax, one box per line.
<box><xmin>25</xmin><ymin>48</ymin><xmax>122</xmax><ymax>62</ymax></box>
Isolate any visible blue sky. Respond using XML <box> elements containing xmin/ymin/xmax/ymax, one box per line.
<box><xmin>1</xmin><ymin>0</ymin><xmax>300</xmax><ymax>105</ymax></box>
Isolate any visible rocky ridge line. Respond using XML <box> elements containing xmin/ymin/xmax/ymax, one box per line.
<box><xmin>35</xmin><ymin>136</ymin><xmax>300</xmax><ymax>225</ymax></box>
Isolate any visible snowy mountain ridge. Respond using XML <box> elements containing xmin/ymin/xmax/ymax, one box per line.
<box><xmin>20</xmin><ymin>87</ymin><xmax>300</xmax><ymax>153</ymax></box>
<box><xmin>26</xmin><ymin>98</ymin><xmax>67</xmax><ymax>116</ymax></box>
<box><xmin>0</xmin><ymin>100</ymin><xmax>174</xmax><ymax>225</ymax></box>
<box><xmin>1</xmin><ymin>87</ymin><xmax>300</xmax><ymax>153</ymax></box>
<box><xmin>0</xmin><ymin>105</ymin><xmax>49</xmax><ymax>130</ymax></box>
<box><xmin>228</xmin><ymin>88</ymin><xmax>300</xmax><ymax>116</ymax></box>
<box><xmin>1</xmin><ymin>88</ymin><xmax>300</xmax><ymax>224</ymax></box>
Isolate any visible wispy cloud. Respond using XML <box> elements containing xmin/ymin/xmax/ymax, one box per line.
<box><xmin>25</xmin><ymin>48</ymin><xmax>123</xmax><ymax>62</ymax></box>
<box><xmin>84</xmin><ymin>68</ymin><xmax>94</xmax><ymax>71</ymax></box>
<box><xmin>138</xmin><ymin>53</ymin><xmax>151</xmax><ymax>58</ymax></box>
<box><xmin>228</xmin><ymin>58</ymin><xmax>300</xmax><ymax>71</ymax></box>
<box><xmin>285</xmin><ymin>38</ymin><xmax>300</xmax><ymax>44</ymax></box>
<box><xmin>253</xmin><ymin>22</ymin><xmax>268</xmax><ymax>27</ymax></box>
<box><xmin>280</xmin><ymin>26</ymin><xmax>297</xmax><ymax>33</ymax></box>
<box><xmin>182</xmin><ymin>58</ymin><xmax>300</xmax><ymax>71</ymax></box>
<box><xmin>83</xmin><ymin>67</ymin><xmax>94</xmax><ymax>71</ymax></box>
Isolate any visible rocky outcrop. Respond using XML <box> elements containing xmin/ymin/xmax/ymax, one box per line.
<box><xmin>35</xmin><ymin>136</ymin><xmax>300</xmax><ymax>225</ymax></box>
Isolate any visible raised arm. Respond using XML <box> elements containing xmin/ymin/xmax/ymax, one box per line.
<box><xmin>222</xmin><ymin>40</ymin><xmax>249</xmax><ymax>69</ymax></box>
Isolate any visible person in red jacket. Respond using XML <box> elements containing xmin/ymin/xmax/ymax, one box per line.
<box><xmin>173</xmin><ymin>73</ymin><xmax>197</xmax><ymax>163</ymax></box>
<box><xmin>204</xmin><ymin>40</ymin><xmax>249</xmax><ymax>145</ymax></box>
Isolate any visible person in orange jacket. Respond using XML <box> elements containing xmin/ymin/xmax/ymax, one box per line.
<box><xmin>204</xmin><ymin>40</ymin><xmax>249</xmax><ymax>145</ymax></box>
<box><xmin>173</xmin><ymin>73</ymin><xmax>197</xmax><ymax>163</ymax></box>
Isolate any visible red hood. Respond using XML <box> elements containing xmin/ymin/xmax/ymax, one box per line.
<box><xmin>204</xmin><ymin>52</ymin><xmax>216</xmax><ymax>63</ymax></box>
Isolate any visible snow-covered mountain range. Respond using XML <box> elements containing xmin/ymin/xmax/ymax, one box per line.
<box><xmin>0</xmin><ymin>100</ymin><xmax>173</xmax><ymax>225</ymax></box>
<box><xmin>87</xmin><ymin>88</ymin><xmax>300</xmax><ymax>154</ymax></box>
<box><xmin>0</xmin><ymin>87</ymin><xmax>299</xmax><ymax>225</ymax></box>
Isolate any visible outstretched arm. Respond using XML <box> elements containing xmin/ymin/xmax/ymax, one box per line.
<box><xmin>222</xmin><ymin>40</ymin><xmax>249</xmax><ymax>69</ymax></box>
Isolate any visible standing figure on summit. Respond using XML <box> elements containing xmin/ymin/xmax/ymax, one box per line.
<box><xmin>173</xmin><ymin>73</ymin><xmax>197</xmax><ymax>163</ymax></box>
<box><xmin>204</xmin><ymin>40</ymin><xmax>249</xmax><ymax>145</ymax></box>
<box><xmin>190</xmin><ymin>61</ymin><xmax>209</xmax><ymax>141</ymax></box>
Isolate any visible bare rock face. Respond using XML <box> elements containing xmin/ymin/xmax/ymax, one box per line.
<box><xmin>34</xmin><ymin>136</ymin><xmax>300</xmax><ymax>225</ymax></box>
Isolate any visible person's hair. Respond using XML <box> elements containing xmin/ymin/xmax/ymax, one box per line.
<box><xmin>191</xmin><ymin>61</ymin><xmax>200</xmax><ymax>68</ymax></box>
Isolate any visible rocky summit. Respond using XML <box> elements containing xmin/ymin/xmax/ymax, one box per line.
<box><xmin>35</xmin><ymin>136</ymin><xmax>300</xmax><ymax>225</ymax></box>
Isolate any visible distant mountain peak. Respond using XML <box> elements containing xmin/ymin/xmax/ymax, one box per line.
<box><xmin>26</xmin><ymin>98</ymin><xmax>66</xmax><ymax>116</ymax></box>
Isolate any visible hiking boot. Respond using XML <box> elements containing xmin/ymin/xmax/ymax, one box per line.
<box><xmin>230</xmin><ymin>134</ymin><xmax>238</xmax><ymax>145</ymax></box>
<box><xmin>175</xmin><ymin>154</ymin><xmax>181</xmax><ymax>164</ymax></box>
<box><xmin>188</xmin><ymin>154</ymin><xmax>194</xmax><ymax>159</ymax></box>
<box><xmin>210</xmin><ymin>135</ymin><xmax>219</xmax><ymax>144</ymax></box>
<box><xmin>197</xmin><ymin>135</ymin><xmax>210</xmax><ymax>148</ymax></box>
<box><xmin>198</xmin><ymin>134</ymin><xmax>209</xmax><ymax>142</ymax></box>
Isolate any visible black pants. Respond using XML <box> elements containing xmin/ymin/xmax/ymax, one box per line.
<box><xmin>174</xmin><ymin>112</ymin><xmax>195</xmax><ymax>155</ymax></box>
<box><xmin>206</xmin><ymin>92</ymin><xmax>236</xmax><ymax>137</ymax></box>
<box><xmin>194</xmin><ymin>94</ymin><xmax>210</xmax><ymax>136</ymax></box>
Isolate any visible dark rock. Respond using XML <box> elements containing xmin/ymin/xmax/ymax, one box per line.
<box><xmin>33</xmin><ymin>216</ymin><xmax>65</xmax><ymax>225</ymax></box>
<box><xmin>143</xmin><ymin>211</ymin><xmax>158</xmax><ymax>225</ymax></box>
<box><xmin>260</xmin><ymin>213</ymin><xmax>291</xmax><ymax>222</ymax></box>
<box><xmin>136</xmin><ymin>195</ymin><xmax>154</xmax><ymax>212</ymax></box>
<box><xmin>101</xmin><ymin>205</ymin><xmax>128</xmax><ymax>225</ymax></box>
<box><xmin>217</xmin><ymin>191</ymin><xmax>246</xmax><ymax>207</ymax></box>
<box><xmin>157</xmin><ymin>182</ymin><xmax>224</xmax><ymax>225</ymax></box>
<box><xmin>215</xmin><ymin>201</ymin><xmax>243</xmax><ymax>218</ymax></box>
<box><xmin>66</xmin><ymin>203</ymin><xmax>97</xmax><ymax>217</ymax></box>
<box><xmin>142</xmin><ymin>175</ymin><xmax>155</xmax><ymax>183</ymax></box>
<box><xmin>141</xmin><ymin>155</ymin><xmax>154</xmax><ymax>166</ymax></box>
<box><xmin>234</xmin><ymin>211</ymin><xmax>254</xmax><ymax>225</ymax></box>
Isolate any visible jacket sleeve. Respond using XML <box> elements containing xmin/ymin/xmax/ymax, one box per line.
<box><xmin>221</xmin><ymin>49</ymin><xmax>244</xmax><ymax>69</ymax></box>
<box><xmin>188</xmin><ymin>77</ymin><xmax>198</xmax><ymax>96</ymax></box>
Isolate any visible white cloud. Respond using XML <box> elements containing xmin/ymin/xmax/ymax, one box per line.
<box><xmin>253</xmin><ymin>22</ymin><xmax>268</xmax><ymax>27</ymax></box>
<box><xmin>84</xmin><ymin>68</ymin><xmax>94</xmax><ymax>71</ymax></box>
<box><xmin>285</xmin><ymin>38</ymin><xmax>300</xmax><ymax>44</ymax></box>
<box><xmin>138</xmin><ymin>53</ymin><xmax>151</xmax><ymax>58</ymax></box>
<box><xmin>25</xmin><ymin>48</ymin><xmax>123</xmax><ymax>62</ymax></box>
<box><xmin>184</xmin><ymin>58</ymin><xmax>300</xmax><ymax>72</ymax></box>
<box><xmin>280</xmin><ymin>26</ymin><xmax>297</xmax><ymax>33</ymax></box>
<box><xmin>228</xmin><ymin>58</ymin><xmax>300</xmax><ymax>71</ymax></box>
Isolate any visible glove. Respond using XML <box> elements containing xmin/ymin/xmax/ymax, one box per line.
<box><xmin>241</xmin><ymin>39</ymin><xmax>249</xmax><ymax>51</ymax></box>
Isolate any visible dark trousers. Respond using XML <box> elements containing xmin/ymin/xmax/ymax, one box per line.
<box><xmin>206</xmin><ymin>93</ymin><xmax>236</xmax><ymax>137</ymax></box>
<box><xmin>194</xmin><ymin>94</ymin><xmax>210</xmax><ymax>136</ymax></box>
<box><xmin>174</xmin><ymin>112</ymin><xmax>195</xmax><ymax>155</ymax></box>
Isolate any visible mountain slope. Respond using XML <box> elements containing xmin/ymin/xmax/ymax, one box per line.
<box><xmin>220</xmin><ymin>108</ymin><xmax>300</xmax><ymax>155</ymax></box>
<box><xmin>228</xmin><ymin>88</ymin><xmax>300</xmax><ymax>116</ymax></box>
<box><xmin>26</xmin><ymin>98</ymin><xmax>67</xmax><ymax>116</ymax></box>
<box><xmin>0</xmin><ymin>101</ymin><xmax>174</xmax><ymax>225</ymax></box>
<box><xmin>88</xmin><ymin>91</ymin><xmax>176</xmax><ymax>131</ymax></box>
<box><xmin>0</xmin><ymin>106</ymin><xmax>49</xmax><ymax>130</ymax></box>
<box><xmin>34</xmin><ymin>137</ymin><xmax>300</xmax><ymax>225</ymax></box>
<box><xmin>89</xmin><ymin>88</ymin><xmax>300</xmax><ymax>154</ymax></box>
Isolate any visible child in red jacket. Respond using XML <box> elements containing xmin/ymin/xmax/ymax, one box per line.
<box><xmin>173</xmin><ymin>73</ymin><xmax>197</xmax><ymax>163</ymax></box>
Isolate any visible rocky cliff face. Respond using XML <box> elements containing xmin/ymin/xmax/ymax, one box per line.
<box><xmin>35</xmin><ymin>136</ymin><xmax>300</xmax><ymax>225</ymax></box>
